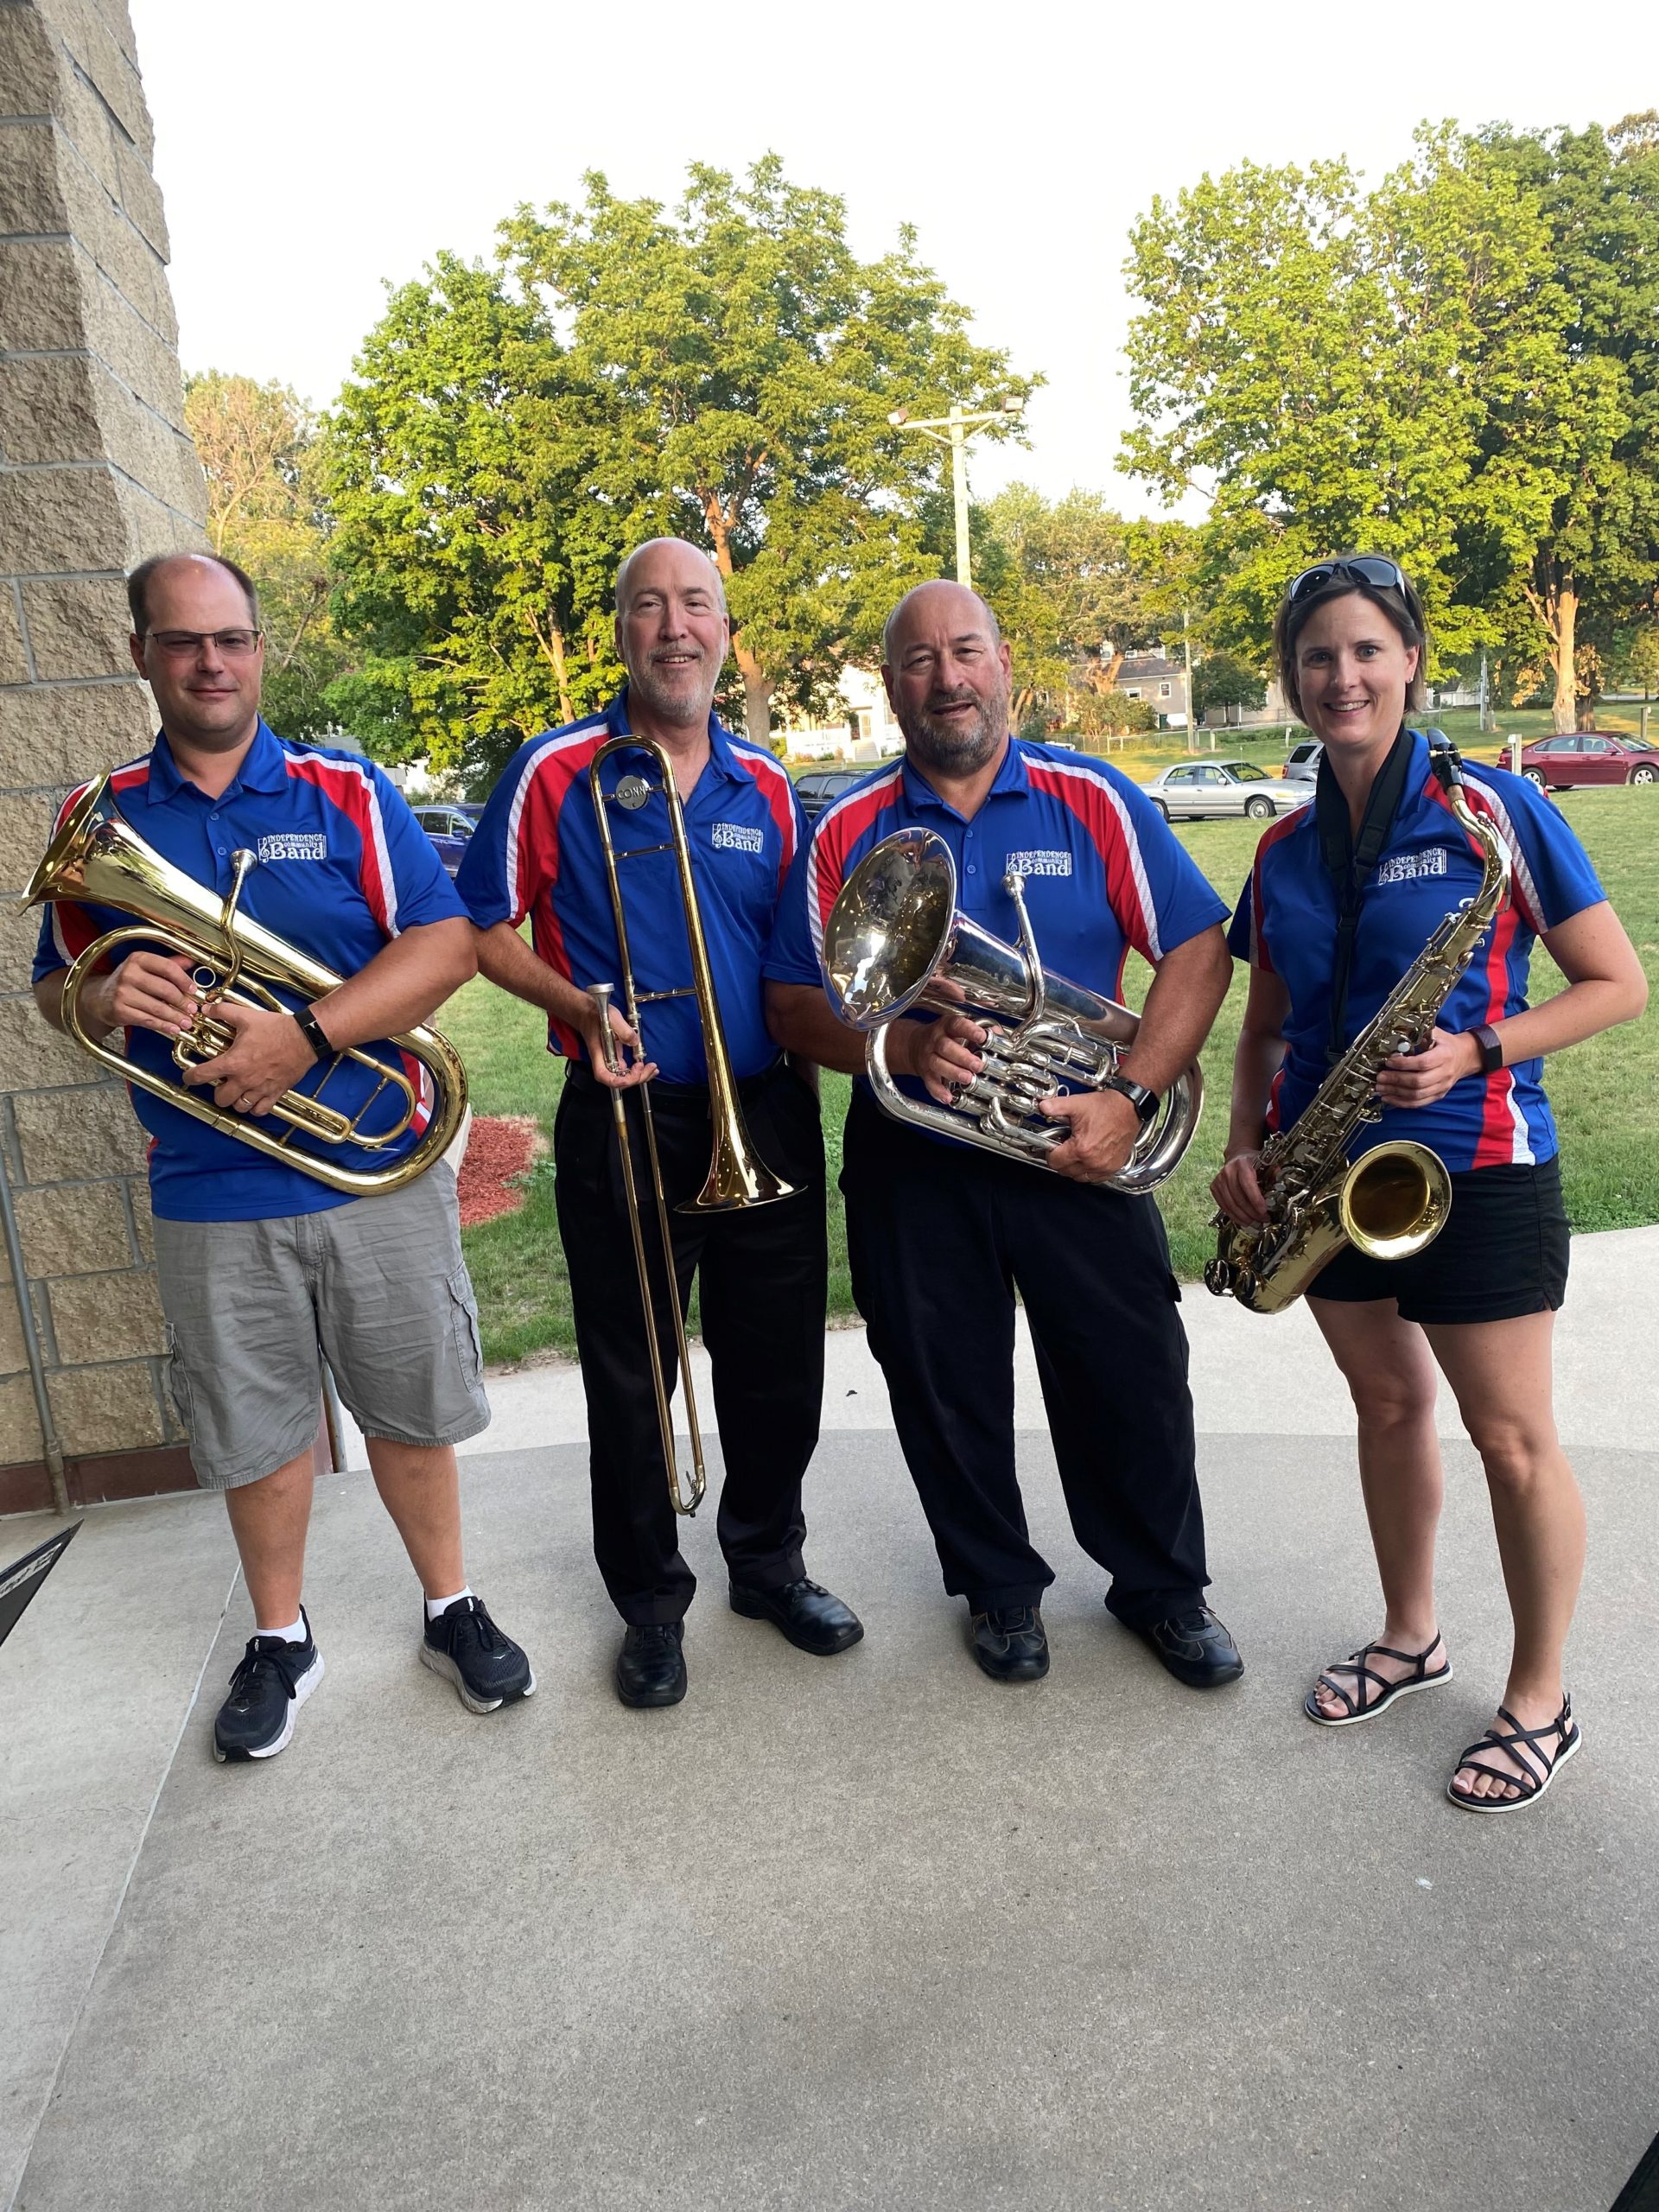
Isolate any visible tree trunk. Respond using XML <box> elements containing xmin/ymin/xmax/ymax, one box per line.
<box><xmin>737</xmin><ymin>646</ymin><xmax>773</xmax><ymax>746</ymax></box>
<box><xmin>702</xmin><ymin>500</ymin><xmax>773</xmax><ymax>745</ymax></box>
<box><xmin>1551</xmin><ymin>584</ymin><xmax>1578</xmax><ymax>735</ymax></box>
<box><xmin>548</xmin><ymin>622</ymin><xmax>574</xmax><ymax>726</ymax></box>
<box><xmin>1102</xmin><ymin>645</ymin><xmax>1124</xmax><ymax>690</ymax></box>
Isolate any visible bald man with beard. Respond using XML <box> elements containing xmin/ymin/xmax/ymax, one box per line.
<box><xmin>766</xmin><ymin>581</ymin><xmax>1244</xmax><ymax>1693</ymax></box>
<box><xmin>458</xmin><ymin>539</ymin><xmax>862</xmax><ymax>1707</ymax></box>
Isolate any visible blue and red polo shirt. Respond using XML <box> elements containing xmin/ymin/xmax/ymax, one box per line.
<box><xmin>1228</xmin><ymin>731</ymin><xmax>1606</xmax><ymax>1171</ymax></box>
<box><xmin>455</xmin><ymin>690</ymin><xmax>804</xmax><ymax>1085</ymax></box>
<box><xmin>765</xmin><ymin>736</ymin><xmax>1228</xmax><ymax>1127</ymax></box>
<box><xmin>32</xmin><ymin>722</ymin><xmax>464</xmax><ymax>1222</ymax></box>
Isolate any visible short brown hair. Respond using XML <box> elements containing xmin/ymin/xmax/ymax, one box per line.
<box><xmin>128</xmin><ymin>551</ymin><xmax>260</xmax><ymax>635</ymax></box>
<box><xmin>1273</xmin><ymin>556</ymin><xmax>1429</xmax><ymax>723</ymax></box>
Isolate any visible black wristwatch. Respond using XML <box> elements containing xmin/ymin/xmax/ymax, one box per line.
<box><xmin>1471</xmin><ymin>1023</ymin><xmax>1504</xmax><ymax>1075</ymax></box>
<box><xmin>292</xmin><ymin>1006</ymin><xmax>334</xmax><ymax>1065</ymax></box>
<box><xmin>1100</xmin><ymin>1074</ymin><xmax>1160</xmax><ymax>1128</ymax></box>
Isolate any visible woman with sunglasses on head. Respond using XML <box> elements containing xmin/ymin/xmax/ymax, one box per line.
<box><xmin>1211</xmin><ymin>557</ymin><xmax>1647</xmax><ymax>1812</ymax></box>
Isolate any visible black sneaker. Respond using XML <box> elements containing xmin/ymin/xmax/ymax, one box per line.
<box><xmin>213</xmin><ymin>1611</ymin><xmax>324</xmax><ymax>1763</ymax></box>
<box><xmin>420</xmin><ymin>1594</ymin><xmax>535</xmax><ymax>1713</ymax></box>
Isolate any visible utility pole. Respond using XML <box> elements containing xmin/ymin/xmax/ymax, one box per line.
<box><xmin>888</xmin><ymin>397</ymin><xmax>1024</xmax><ymax>589</ymax></box>
<box><xmin>1478</xmin><ymin>646</ymin><xmax>1491</xmax><ymax>735</ymax></box>
<box><xmin>1182</xmin><ymin>605</ymin><xmax>1196</xmax><ymax>752</ymax></box>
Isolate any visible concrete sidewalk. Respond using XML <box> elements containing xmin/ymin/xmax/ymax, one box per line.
<box><xmin>335</xmin><ymin>1221</ymin><xmax>1659</xmax><ymax>1467</ymax></box>
<box><xmin>3</xmin><ymin>1229</ymin><xmax>1656</xmax><ymax>2212</ymax></box>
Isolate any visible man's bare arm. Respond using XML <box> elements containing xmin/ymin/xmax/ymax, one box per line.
<box><xmin>1113</xmin><ymin>925</ymin><xmax>1234</xmax><ymax>1096</ymax></box>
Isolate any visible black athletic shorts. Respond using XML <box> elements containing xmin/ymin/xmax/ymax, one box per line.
<box><xmin>1307</xmin><ymin>1155</ymin><xmax>1569</xmax><ymax>1326</ymax></box>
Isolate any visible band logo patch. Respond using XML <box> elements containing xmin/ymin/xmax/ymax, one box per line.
<box><xmin>1004</xmin><ymin>849</ymin><xmax>1072</xmax><ymax>878</ymax></box>
<box><xmin>1374</xmin><ymin>847</ymin><xmax>1448</xmax><ymax>887</ymax></box>
<box><xmin>712</xmin><ymin>823</ymin><xmax>765</xmax><ymax>855</ymax></box>
<box><xmin>257</xmin><ymin>834</ymin><xmax>327</xmax><ymax>862</ymax></box>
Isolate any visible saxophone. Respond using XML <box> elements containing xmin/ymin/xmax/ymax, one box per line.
<box><xmin>1205</xmin><ymin>742</ymin><xmax>1511</xmax><ymax>1315</ymax></box>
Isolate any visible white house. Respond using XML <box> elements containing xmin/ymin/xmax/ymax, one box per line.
<box><xmin>780</xmin><ymin>666</ymin><xmax>905</xmax><ymax>760</ymax></box>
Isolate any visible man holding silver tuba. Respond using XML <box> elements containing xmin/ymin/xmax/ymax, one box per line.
<box><xmin>765</xmin><ymin>581</ymin><xmax>1243</xmax><ymax>1688</ymax></box>
<box><xmin>457</xmin><ymin>538</ymin><xmax>861</xmax><ymax>1709</ymax></box>
<box><xmin>30</xmin><ymin>551</ymin><xmax>534</xmax><ymax>1761</ymax></box>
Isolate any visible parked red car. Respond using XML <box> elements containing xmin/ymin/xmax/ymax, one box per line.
<box><xmin>1518</xmin><ymin>733</ymin><xmax>1659</xmax><ymax>789</ymax></box>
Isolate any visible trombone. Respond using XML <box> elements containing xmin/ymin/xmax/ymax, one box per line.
<box><xmin>587</xmin><ymin>731</ymin><xmax>797</xmax><ymax>1516</ymax></box>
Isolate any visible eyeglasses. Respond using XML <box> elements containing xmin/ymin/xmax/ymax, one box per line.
<box><xmin>1287</xmin><ymin>558</ymin><xmax>1408</xmax><ymax>605</ymax></box>
<box><xmin>145</xmin><ymin>629</ymin><xmax>263</xmax><ymax>658</ymax></box>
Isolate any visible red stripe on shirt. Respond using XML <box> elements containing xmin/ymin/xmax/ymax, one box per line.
<box><xmin>1469</xmin><ymin>897</ymin><xmax>1525</xmax><ymax>1166</ymax></box>
<box><xmin>282</xmin><ymin>752</ymin><xmax>391</xmax><ymax>932</ymax></box>
<box><xmin>1423</xmin><ymin>772</ymin><xmax>1542</xmax><ymax>936</ymax></box>
<box><xmin>1023</xmin><ymin>760</ymin><xmax>1155</xmax><ymax>958</ymax></box>
<box><xmin>516</xmin><ymin>734</ymin><xmax>602</xmax><ymax>1060</ymax></box>
<box><xmin>808</xmin><ymin>772</ymin><xmax>904</xmax><ymax>950</ymax></box>
<box><xmin>729</xmin><ymin>747</ymin><xmax>798</xmax><ymax>894</ymax></box>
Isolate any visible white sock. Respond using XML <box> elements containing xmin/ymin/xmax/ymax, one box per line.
<box><xmin>425</xmin><ymin>1586</ymin><xmax>473</xmax><ymax>1622</ymax></box>
<box><xmin>257</xmin><ymin>1615</ymin><xmax>307</xmax><ymax>1644</ymax></box>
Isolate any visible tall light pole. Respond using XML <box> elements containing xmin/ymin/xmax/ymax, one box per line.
<box><xmin>888</xmin><ymin>397</ymin><xmax>1024</xmax><ymax>590</ymax></box>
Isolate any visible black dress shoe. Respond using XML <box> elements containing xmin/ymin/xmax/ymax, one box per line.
<box><xmin>969</xmin><ymin>1605</ymin><xmax>1050</xmax><ymax>1683</ymax></box>
<box><xmin>729</xmin><ymin>1577</ymin><xmax>864</xmax><ymax>1656</ymax></box>
<box><xmin>615</xmin><ymin>1621</ymin><xmax>687</xmax><ymax>1707</ymax></box>
<box><xmin>1130</xmin><ymin>1605</ymin><xmax>1244</xmax><ymax>1689</ymax></box>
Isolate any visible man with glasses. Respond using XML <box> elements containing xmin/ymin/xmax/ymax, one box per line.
<box><xmin>30</xmin><ymin>550</ymin><xmax>534</xmax><ymax>1763</ymax></box>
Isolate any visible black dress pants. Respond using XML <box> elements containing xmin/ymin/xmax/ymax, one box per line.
<box><xmin>553</xmin><ymin>1060</ymin><xmax>828</xmax><ymax>1624</ymax></box>
<box><xmin>841</xmin><ymin>1089</ymin><xmax>1208</xmax><ymax>1624</ymax></box>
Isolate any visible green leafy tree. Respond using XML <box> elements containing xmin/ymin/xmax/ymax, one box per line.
<box><xmin>1478</xmin><ymin>119</ymin><xmax>1659</xmax><ymax>728</ymax></box>
<box><xmin>1122</xmin><ymin>130</ymin><xmax>1574</xmax><ymax>689</ymax></box>
<box><xmin>1124</xmin><ymin>121</ymin><xmax>1659</xmax><ymax>736</ymax></box>
<box><xmin>184</xmin><ymin>372</ymin><xmax>354</xmax><ymax>740</ymax></box>
<box><xmin>321</xmin><ymin>256</ymin><xmax>625</xmax><ymax>786</ymax></box>
<box><xmin>1192</xmin><ymin>651</ymin><xmax>1267</xmax><ymax>721</ymax></box>
<box><xmin>501</xmin><ymin>158</ymin><xmax>1035</xmax><ymax>743</ymax></box>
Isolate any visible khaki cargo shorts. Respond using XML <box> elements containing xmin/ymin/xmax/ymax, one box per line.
<box><xmin>152</xmin><ymin>1162</ymin><xmax>491</xmax><ymax>1491</ymax></box>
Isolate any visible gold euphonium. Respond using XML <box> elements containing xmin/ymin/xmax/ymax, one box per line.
<box><xmin>27</xmin><ymin>777</ymin><xmax>467</xmax><ymax>1196</ymax></box>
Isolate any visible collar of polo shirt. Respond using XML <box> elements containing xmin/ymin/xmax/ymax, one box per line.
<box><xmin>147</xmin><ymin>718</ymin><xmax>289</xmax><ymax>804</ymax></box>
<box><xmin>607</xmin><ymin>689</ymin><xmax>751</xmax><ymax>785</ymax></box>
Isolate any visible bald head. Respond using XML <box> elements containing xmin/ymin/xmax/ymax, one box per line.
<box><xmin>128</xmin><ymin>550</ymin><xmax>259</xmax><ymax>637</ymax></box>
<box><xmin>880</xmin><ymin>579</ymin><xmax>1011</xmax><ymax>782</ymax></box>
<box><xmin>881</xmin><ymin>580</ymin><xmax>1000</xmax><ymax>670</ymax></box>
<box><xmin>613</xmin><ymin>537</ymin><xmax>731</xmax><ymax>734</ymax></box>
<box><xmin>614</xmin><ymin>537</ymin><xmax>727</xmax><ymax>618</ymax></box>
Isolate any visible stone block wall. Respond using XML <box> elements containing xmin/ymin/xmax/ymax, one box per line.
<box><xmin>1</xmin><ymin>0</ymin><xmax>207</xmax><ymax>1510</ymax></box>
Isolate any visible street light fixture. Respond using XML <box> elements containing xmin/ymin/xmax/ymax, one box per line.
<box><xmin>887</xmin><ymin>395</ymin><xmax>1025</xmax><ymax>590</ymax></box>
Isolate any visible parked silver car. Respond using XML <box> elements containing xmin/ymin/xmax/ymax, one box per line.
<box><xmin>1142</xmin><ymin>760</ymin><xmax>1314</xmax><ymax>821</ymax></box>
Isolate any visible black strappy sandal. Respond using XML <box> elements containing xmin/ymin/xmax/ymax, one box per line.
<box><xmin>1304</xmin><ymin>1632</ymin><xmax>1452</xmax><ymax>1727</ymax></box>
<box><xmin>1446</xmin><ymin>1694</ymin><xmax>1581</xmax><ymax>1814</ymax></box>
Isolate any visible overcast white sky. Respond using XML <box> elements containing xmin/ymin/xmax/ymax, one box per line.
<box><xmin>133</xmin><ymin>0</ymin><xmax>1649</xmax><ymax>518</ymax></box>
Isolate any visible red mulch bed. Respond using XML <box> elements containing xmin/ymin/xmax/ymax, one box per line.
<box><xmin>455</xmin><ymin>1115</ymin><xmax>543</xmax><ymax>1229</ymax></box>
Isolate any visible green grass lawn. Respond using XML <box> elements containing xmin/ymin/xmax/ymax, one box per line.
<box><xmin>448</xmin><ymin>788</ymin><xmax>1656</xmax><ymax>1365</ymax></box>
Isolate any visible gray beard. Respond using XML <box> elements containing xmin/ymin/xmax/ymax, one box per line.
<box><xmin>898</xmin><ymin>694</ymin><xmax>1006</xmax><ymax>778</ymax></box>
<box><xmin>626</xmin><ymin>660</ymin><xmax>715</xmax><ymax>728</ymax></box>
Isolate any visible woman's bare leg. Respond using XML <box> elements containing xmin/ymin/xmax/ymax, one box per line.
<box><xmin>1424</xmin><ymin>1311</ymin><xmax>1585</xmax><ymax>1802</ymax></box>
<box><xmin>1306</xmin><ymin>1296</ymin><xmax>1446</xmax><ymax>1717</ymax></box>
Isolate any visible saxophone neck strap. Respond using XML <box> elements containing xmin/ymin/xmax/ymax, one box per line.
<box><xmin>1314</xmin><ymin>723</ymin><xmax>1416</xmax><ymax>1064</ymax></box>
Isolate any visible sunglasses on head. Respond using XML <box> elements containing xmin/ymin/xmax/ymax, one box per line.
<box><xmin>1287</xmin><ymin>556</ymin><xmax>1408</xmax><ymax>604</ymax></box>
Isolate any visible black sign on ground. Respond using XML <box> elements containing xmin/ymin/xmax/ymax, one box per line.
<box><xmin>0</xmin><ymin>1522</ymin><xmax>79</xmax><ymax>1651</ymax></box>
<box><xmin>1614</xmin><ymin>2135</ymin><xmax>1659</xmax><ymax>2211</ymax></box>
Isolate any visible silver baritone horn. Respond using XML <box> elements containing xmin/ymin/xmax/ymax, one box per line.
<box><xmin>821</xmin><ymin>828</ymin><xmax>1202</xmax><ymax>1192</ymax></box>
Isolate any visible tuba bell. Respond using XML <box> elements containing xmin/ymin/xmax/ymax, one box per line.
<box><xmin>821</xmin><ymin>828</ymin><xmax>1202</xmax><ymax>1192</ymax></box>
<box><xmin>27</xmin><ymin>777</ymin><xmax>467</xmax><ymax>1196</ymax></box>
